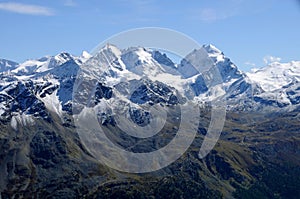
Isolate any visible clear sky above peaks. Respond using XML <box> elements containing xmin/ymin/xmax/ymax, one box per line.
<box><xmin>0</xmin><ymin>0</ymin><xmax>299</xmax><ymax>71</ymax></box>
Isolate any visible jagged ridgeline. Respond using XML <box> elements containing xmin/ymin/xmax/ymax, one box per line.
<box><xmin>0</xmin><ymin>44</ymin><xmax>299</xmax><ymax>198</ymax></box>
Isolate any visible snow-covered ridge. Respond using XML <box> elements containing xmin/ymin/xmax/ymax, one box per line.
<box><xmin>247</xmin><ymin>61</ymin><xmax>300</xmax><ymax>92</ymax></box>
<box><xmin>0</xmin><ymin>44</ymin><xmax>300</xmax><ymax>123</ymax></box>
<box><xmin>0</xmin><ymin>51</ymin><xmax>87</xmax><ymax>78</ymax></box>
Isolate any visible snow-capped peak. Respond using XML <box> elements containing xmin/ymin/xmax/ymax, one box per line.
<box><xmin>54</xmin><ymin>52</ymin><xmax>74</xmax><ymax>63</ymax></box>
<box><xmin>81</xmin><ymin>51</ymin><xmax>91</xmax><ymax>59</ymax></box>
<box><xmin>102</xmin><ymin>43</ymin><xmax>122</xmax><ymax>57</ymax></box>
<box><xmin>79</xmin><ymin>51</ymin><xmax>92</xmax><ymax>63</ymax></box>
<box><xmin>120</xmin><ymin>46</ymin><xmax>168</xmax><ymax>77</ymax></box>
<box><xmin>8</xmin><ymin>52</ymin><xmax>79</xmax><ymax>77</ymax></box>
<box><xmin>247</xmin><ymin>61</ymin><xmax>300</xmax><ymax>92</ymax></box>
<box><xmin>203</xmin><ymin>44</ymin><xmax>222</xmax><ymax>55</ymax></box>
<box><xmin>176</xmin><ymin>44</ymin><xmax>242</xmax><ymax>83</ymax></box>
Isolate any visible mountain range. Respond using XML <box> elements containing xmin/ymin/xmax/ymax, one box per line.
<box><xmin>0</xmin><ymin>44</ymin><xmax>299</xmax><ymax>198</ymax></box>
<box><xmin>1</xmin><ymin>44</ymin><xmax>299</xmax><ymax>121</ymax></box>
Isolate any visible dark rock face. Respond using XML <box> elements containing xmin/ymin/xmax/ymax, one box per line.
<box><xmin>151</xmin><ymin>50</ymin><xmax>176</xmax><ymax>68</ymax></box>
<box><xmin>130</xmin><ymin>80</ymin><xmax>179</xmax><ymax>105</ymax></box>
<box><xmin>94</xmin><ymin>83</ymin><xmax>113</xmax><ymax>103</ymax></box>
<box><xmin>129</xmin><ymin>107</ymin><xmax>151</xmax><ymax>126</ymax></box>
<box><xmin>5</xmin><ymin>81</ymin><xmax>49</xmax><ymax>119</ymax></box>
<box><xmin>287</xmin><ymin>89</ymin><xmax>300</xmax><ymax>105</ymax></box>
<box><xmin>190</xmin><ymin>75</ymin><xmax>208</xmax><ymax>95</ymax></box>
<box><xmin>227</xmin><ymin>78</ymin><xmax>251</xmax><ymax>98</ymax></box>
<box><xmin>58</xmin><ymin>78</ymin><xmax>76</xmax><ymax>104</ymax></box>
<box><xmin>216</xmin><ymin>58</ymin><xmax>242</xmax><ymax>83</ymax></box>
<box><xmin>98</xmin><ymin>110</ymin><xmax>116</xmax><ymax>126</ymax></box>
<box><xmin>62</xmin><ymin>102</ymin><xmax>73</xmax><ymax>115</ymax></box>
<box><xmin>39</xmin><ymin>84</ymin><xmax>58</xmax><ymax>98</ymax></box>
<box><xmin>254</xmin><ymin>96</ymin><xmax>289</xmax><ymax>108</ymax></box>
<box><xmin>177</xmin><ymin>58</ymin><xmax>199</xmax><ymax>78</ymax></box>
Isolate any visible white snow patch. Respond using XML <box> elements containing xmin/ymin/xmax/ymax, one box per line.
<box><xmin>41</xmin><ymin>89</ymin><xmax>62</xmax><ymax>116</ymax></box>
<box><xmin>37</xmin><ymin>80</ymin><xmax>63</xmax><ymax>117</ymax></box>
<box><xmin>197</xmin><ymin>84</ymin><xmax>226</xmax><ymax>101</ymax></box>
<box><xmin>10</xmin><ymin>114</ymin><xmax>35</xmax><ymax>131</ymax></box>
<box><xmin>135</xmin><ymin>48</ymin><xmax>153</xmax><ymax>63</ymax></box>
<box><xmin>151</xmin><ymin>73</ymin><xmax>187</xmax><ymax>94</ymax></box>
<box><xmin>82</xmin><ymin>51</ymin><xmax>91</xmax><ymax>59</ymax></box>
<box><xmin>102</xmin><ymin>43</ymin><xmax>122</xmax><ymax>58</ymax></box>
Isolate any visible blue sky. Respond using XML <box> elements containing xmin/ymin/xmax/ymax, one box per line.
<box><xmin>0</xmin><ymin>0</ymin><xmax>299</xmax><ymax>71</ymax></box>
